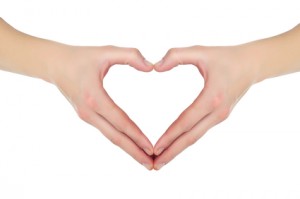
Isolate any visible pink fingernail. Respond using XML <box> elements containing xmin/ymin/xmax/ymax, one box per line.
<box><xmin>156</xmin><ymin>163</ymin><xmax>165</xmax><ymax>170</ymax></box>
<box><xmin>144</xmin><ymin>60</ymin><xmax>153</xmax><ymax>67</ymax></box>
<box><xmin>143</xmin><ymin>148</ymin><xmax>153</xmax><ymax>156</ymax></box>
<box><xmin>155</xmin><ymin>148</ymin><xmax>164</xmax><ymax>156</ymax></box>
<box><xmin>142</xmin><ymin>163</ymin><xmax>152</xmax><ymax>170</ymax></box>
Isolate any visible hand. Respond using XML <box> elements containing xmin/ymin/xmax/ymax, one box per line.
<box><xmin>153</xmin><ymin>45</ymin><xmax>259</xmax><ymax>170</ymax></box>
<box><xmin>49</xmin><ymin>45</ymin><xmax>154</xmax><ymax>170</ymax></box>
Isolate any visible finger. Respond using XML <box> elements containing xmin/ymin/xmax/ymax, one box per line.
<box><xmin>105</xmin><ymin>46</ymin><xmax>153</xmax><ymax>72</ymax></box>
<box><xmin>87</xmin><ymin>110</ymin><xmax>154</xmax><ymax>170</ymax></box>
<box><xmin>154</xmin><ymin>87</ymin><xmax>216</xmax><ymax>156</ymax></box>
<box><xmin>154</xmin><ymin>109</ymin><xmax>227</xmax><ymax>170</ymax></box>
<box><xmin>154</xmin><ymin>46</ymin><xmax>203</xmax><ymax>72</ymax></box>
<box><xmin>86</xmin><ymin>87</ymin><xmax>154</xmax><ymax>156</ymax></box>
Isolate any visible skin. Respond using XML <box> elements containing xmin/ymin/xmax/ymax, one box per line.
<box><xmin>153</xmin><ymin>24</ymin><xmax>300</xmax><ymax>170</ymax></box>
<box><xmin>0</xmin><ymin>18</ymin><xmax>154</xmax><ymax>170</ymax></box>
<box><xmin>1</xmin><ymin>18</ymin><xmax>300</xmax><ymax>171</ymax></box>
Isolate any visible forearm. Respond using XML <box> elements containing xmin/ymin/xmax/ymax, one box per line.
<box><xmin>242</xmin><ymin>24</ymin><xmax>300</xmax><ymax>83</ymax></box>
<box><xmin>0</xmin><ymin>18</ymin><xmax>70</xmax><ymax>82</ymax></box>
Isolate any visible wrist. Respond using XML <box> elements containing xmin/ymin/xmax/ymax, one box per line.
<box><xmin>237</xmin><ymin>38</ymin><xmax>281</xmax><ymax>84</ymax></box>
<box><xmin>0</xmin><ymin>26</ymin><xmax>68</xmax><ymax>83</ymax></box>
<box><xmin>0</xmin><ymin>18</ymin><xmax>72</xmax><ymax>83</ymax></box>
<box><xmin>234</xmin><ymin>42</ymin><xmax>265</xmax><ymax>85</ymax></box>
<box><xmin>240</xmin><ymin>25</ymin><xmax>300</xmax><ymax>84</ymax></box>
<box><xmin>31</xmin><ymin>39</ymin><xmax>75</xmax><ymax>84</ymax></box>
<box><xmin>39</xmin><ymin>41</ymin><xmax>72</xmax><ymax>83</ymax></box>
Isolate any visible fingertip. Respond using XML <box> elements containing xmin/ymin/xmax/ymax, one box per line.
<box><xmin>154</xmin><ymin>60</ymin><xmax>175</xmax><ymax>72</ymax></box>
<box><xmin>154</xmin><ymin>60</ymin><xmax>164</xmax><ymax>72</ymax></box>
<box><xmin>143</xmin><ymin>148</ymin><xmax>154</xmax><ymax>156</ymax></box>
<box><xmin>142</xmin><ymin>59</ymin><xmax>154</xmax><ymax>72</ymax></box>
<box><xmin>155</xmin><ymin>163</ymin><xmax>165</xmax><ymax>170</ymax></box>
<box><xmin>154</xmin><ymin>157</ymin><xmax>166</xmax><ymax>170</ymax></box>
<box><xmin>142</xmin><ymin>163</ymin><xmax>154</xmax><ymax>171</ymax></box>
<box><xmin>154</xmin><ymin>141</ymin><xmax>164</xmax><ymax>155</ymax></box>
<box><xmin>141</xmin><ymin>154</ymin><xmax>155</xmax><ymax>170</ymax></box>
<box><xmin>154</xmin><ymin>136</ymin><xmax>167</xmax><ymax>155</ymax></box>
<box><xmin>154</xmin><ymin>147</ymin><xmax>164</xmax><ymax>156</ymax></box>
<box><xmin>144</xmin><ymin>59</ymin><xmax>153</xmax><ymax>67</ymax></box>
<box><xmin>131</xmin><ymin>59</ymin><xmax>153</xmax><ymax>72</ymax></box>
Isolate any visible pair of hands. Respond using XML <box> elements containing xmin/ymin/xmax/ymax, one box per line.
<box><xmin>51</xmin><ymin>45</ymin><xmax>257</xmax><ymax>170</ymax></box>
<box><xmin>0</xmin><ymin>18</ymin><xmax>298</xmax><ymax>170</ymax></box>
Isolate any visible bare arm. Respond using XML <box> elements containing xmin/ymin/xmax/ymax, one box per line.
<box><xmin>0</xmin><ymin>18</ymin><xmax>69</xmax><ymax>81</ymax></box>
<box><xmin>247</xmin><ymin>24</ymin><xmax>300</xmax><ymax>82</ymax></box>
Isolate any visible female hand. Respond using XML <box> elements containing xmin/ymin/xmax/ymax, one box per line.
<box><xmin>49</xmin><ymin>45</ymin><xmax>154</xmax><ymax>170</ymax></box>
<box><xmin>153</xmin><ymin>24</ymin><xmax>300</xmax><ymax>170</ymax></box>
<box><xmin>153</xmin><ymin>45</ymin><xmax>259</xmax><ymax>170</ymax></box>
<box><xmin>0</xmin><ymin>19</ymin><xmax>154</xmax><ymax>170</ymax></box>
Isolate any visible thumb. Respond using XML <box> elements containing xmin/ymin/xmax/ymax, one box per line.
<box><xmin>154</xmin><ymin>46</ymin><xmax>201</xmax><ymax>72</ymax></box>
<box><xmin>105</xmin><ymin>46</ymin><xmax>153</xmax><ymax>72</ymax></box>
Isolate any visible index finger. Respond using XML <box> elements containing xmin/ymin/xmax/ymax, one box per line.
<box><xmin>86</xmin><ymin>86</ymin><xmax>154</xmax><ymax>156</ymax></box>
<box><xmin>87</xmin><ymin>111</ymin><xmax>154</xmax><ymax>170</ymax></box>
<box><xmin>154</xmin><ymin>87</ymin><xmax>216</xmax><ymax>156</ymax></box>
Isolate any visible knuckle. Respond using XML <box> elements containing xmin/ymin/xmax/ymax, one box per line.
<box><xmin>109</xmin><ymin>110</ymin><xmax>132</xmax><ymax>133</ymax></box>
<box><xmin>109</xmin><ymin>136</ymin><xmax>122</xmax><ymax>146</ymax></box>
<box><xmin>119</xmin><ymin>121</ymin><xmax>131</xmax><ymax>134</ymax></box>
<box><xmin>217</xmin><ymin>107</ymin><xmax>231</xmax><ymax>121</ymax></box>
<box><xmin>176</xmin><ymin>117</ymin><xmax>190</xmax><ymax>133</ymax></box>
<box><xmin>126</xmin><ymin>48</ymin><xmax>142</xmax><ymax>64</ymax></box>
<box><xmin>185</xmin><ymin>135</ymin><xmax>198</xmax><ymax>146</ymax></box>
<box><xmin>104</xmin><ymin>45</ymin><xmax>116</xmax><ymax>50</ymax></box>
<box><xmin>77</xmin><ymin>107</ymin><xmax>90</xmax><ymax>122</ymax></box>
<box><xmin>129</xmin><ymin>48</ymin><xmax>141</xmax><ymax>57</ymax></box>
<box><xmin>84</xmin><ymin>94</ymin><xmax>99</xmax><ymax>110</ymax></box>
<box><xmin>191</xmin><ymin>45</ymin><xmax>200</xmax><ymax>49</ymax></box>
<box><xmin>211</xmin><ymin>93</ymin><xmax>224</xmax><ymax>109</ymax></box>
<box><xmin>191</xmin><ymin>45</ymin><xmax>204</xmax><ymax>51</ymax></box>
<box><xmin>167</xmin><ymin>48</ymin><xmax>178</xmax><ymax>57</ymax></box>
<box><xmin>176</xmin><ymin>108</ymin><xmax>199</xmax><ymax>132</ymax></box>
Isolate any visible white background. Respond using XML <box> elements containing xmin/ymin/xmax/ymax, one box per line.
<box><xmin>1</xmin><ymin>0</ymin><xmax>300</xmax><ymax>198</ymax></box>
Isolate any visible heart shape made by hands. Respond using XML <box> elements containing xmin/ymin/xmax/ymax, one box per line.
<box><xmin>104</xmin><ymin>65</ymin><xmax>203</xmax><ymax>166</ymax></box>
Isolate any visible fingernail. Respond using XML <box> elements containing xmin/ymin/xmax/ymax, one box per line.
<box><xmin>155</xmin><ymin>148</ymin><xmax>164</xmax><ymax>156</ymax></box>
<box><xmin>143</xmin><ymin>148</ymin><xmax>153</xmax><ymax>156</ymax></box>
<box><xmin>156</xmin><ymin>163</ymin><xmax>165</xmax><ymax>170</ymax></box>
<box><xmin>155</xmin><ymin>60</ymin><xmax>164</xmax><ymax>68</ymax></box>
<box><xmin>142</xmin><ymin>163</ymin><xmax>152</xmax><ymax>170</ymax></box>
<box><xmin>144</xmin><ymin>59</ymin><xmax>153</xmax><ymax>67</ymax></box>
